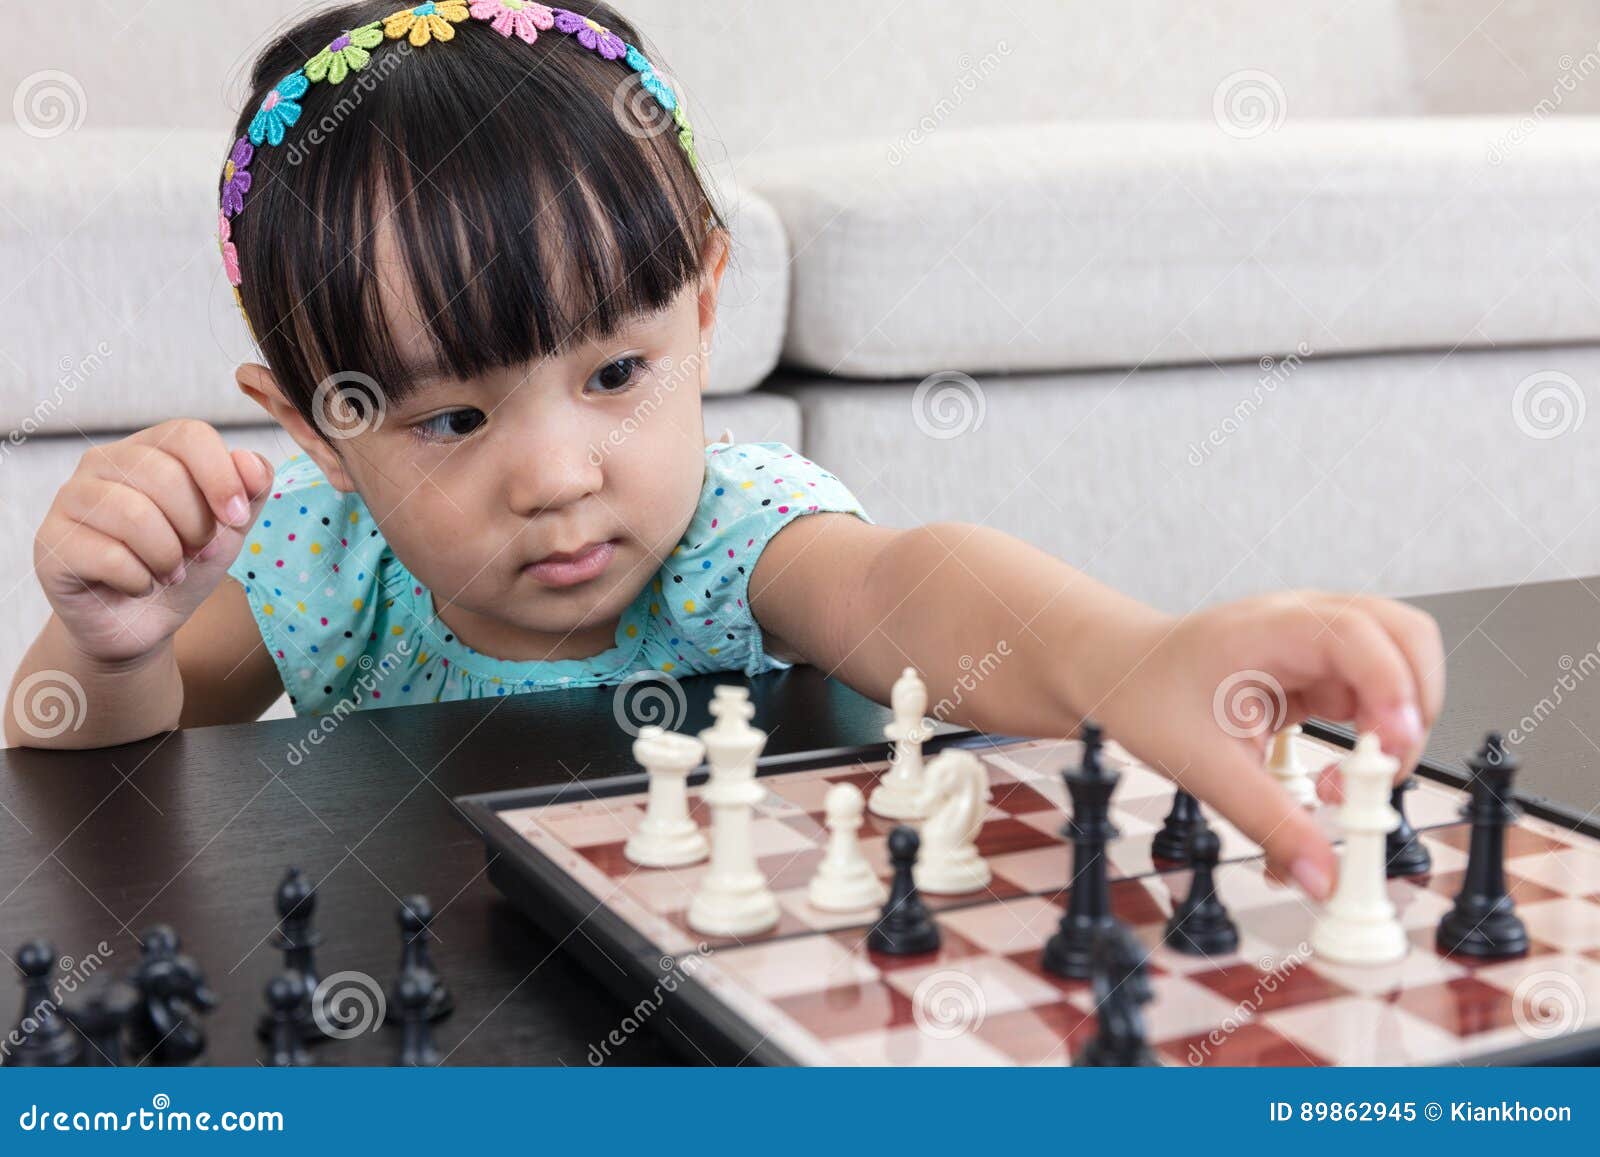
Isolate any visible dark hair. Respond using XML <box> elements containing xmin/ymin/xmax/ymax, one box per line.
<box><xmin>223</xmin><ymin>1</ymin><xmax>724</xmax><ymax>440</ymax></box>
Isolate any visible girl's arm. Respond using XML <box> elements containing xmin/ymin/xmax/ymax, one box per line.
<box><xmin>6</xmin><ymin>421</ymin><xmax>280</xmax><ymax>750</ymax></box>
<box><xmin>750</xmin><ymin>515</ymin><xmax>1445</xmax><ymax>901</ymax></box>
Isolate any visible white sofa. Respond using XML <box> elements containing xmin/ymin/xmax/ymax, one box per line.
<box><xmin>5</xmin><ymin>2</ymin><xmax>1600</xmax><ymax>724</ymax></box>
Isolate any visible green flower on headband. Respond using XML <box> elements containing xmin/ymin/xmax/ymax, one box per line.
<box><xmin>305</xmin><ymin>22</ymin><xmax>385</xmax><ymax>84</ymax></box>
<box><xmin>674</xmin><ymin>104</ymin><xmax>697</xmax><ymax>169</ymax></box>
<box><xmin>384</xmin><ymin>1</ymin><xmax>470</xmax><ymax>46</ymax></box>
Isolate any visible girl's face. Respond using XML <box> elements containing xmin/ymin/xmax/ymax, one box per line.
<box><xmin>248</xmin><ymin>229</ymin><xmax>729</xmax><ymax>662</ymax></box>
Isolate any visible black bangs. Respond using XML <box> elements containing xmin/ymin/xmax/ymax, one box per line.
<box><xmin>226</xmin><ymin>0</ymin><xmax>721</xmax><ymax>433</ymax></box>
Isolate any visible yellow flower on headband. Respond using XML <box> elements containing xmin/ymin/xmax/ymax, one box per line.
<box><xmin>384</xmin><ymin>1</ymin><xmax>470</xmax><ymax>47</ymax></box>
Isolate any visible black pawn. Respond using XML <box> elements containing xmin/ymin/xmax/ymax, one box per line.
<box><xmin>866</xmin><ymin>827</ymin><xmax>941</xmax><ymax>956</ymax></box>
<box><xmin>1042</xmin><ymin>721</ymin><xmax>1125</xmax><ymax>979</ymax></box>
<box><xmin>1073</xmin><ymin>922</ymin><xmax>1157</xmax><ymax>1067</ymax></box>
<box><xmin>62</xmin><ymin>979</ymin><xmax>139</xmax><ymax>1067</ymax></box>
<box><xmin>4</xmin><ymin>941</ymin><xmax>83</xmax><ymax>1067</ymax></box>
<box><xmin>395</xmin><ymin>969</ymin><xmax>440</xmax><ymax>1066</ymax></box>
<box><xmin>386</xmin><ymin>896</ymin><xmax>453</xmax><ymax>1024</ymax></box>
<box><xmin>1163</xmin><ymin>827</ymin><xmax>1239</xmax><ymax>955</ymax></box>
<box><xmin>1385</xmin><ymin>777</ymin><xmax>1432</xmax><ymax>877</ymax></box>
<box><xmin>1151</xmin><ymin>789</ymin><xmax>1208</xmax><ymax>864</ymax></box>
<box><xmin>257</xmin><ymin>868</ymin><xmax>324</xmax><ymax>1043</ymax></box>
<box><xmin>1437</xmin><ymin>733</ymin><xmax>1529</xmax><ymax>959</ymax></box>
<box><xmin>264</xmin><ymin>974</ymin><xmax>310</xmax><ymax>1067</ymax></box>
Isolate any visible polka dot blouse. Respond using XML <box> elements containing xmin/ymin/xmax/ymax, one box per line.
<box><xmin>226</xmin><ymin>441</ymin><xmax>871</xmax><ymax>717</ymax></box>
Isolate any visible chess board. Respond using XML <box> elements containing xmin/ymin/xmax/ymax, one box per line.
<box><xmin>456</xmin><ymin>727</ymin><xmax>1600</xmax><ymax>1066</ymax></box>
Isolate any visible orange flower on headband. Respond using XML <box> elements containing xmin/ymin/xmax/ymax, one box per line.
<box><xmin>383</xmin><ymin>1</ymin><xmax>470</xmax><ymax>46</ymax></box>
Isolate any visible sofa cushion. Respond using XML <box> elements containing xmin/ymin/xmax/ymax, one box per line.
<box><xmin>773</xmin><ymin>344</ymin><xmax>1600</xmax><ymax>610</ymax></box>
<box><xmin>0</xmin><ymin>129</ymin><xmax>787</xmax><ymax>437</ymax></box>
<box><xmin>748</xmin><ymin>118</ymin><xmax>1600</xmax><ymax>378</ymax></box>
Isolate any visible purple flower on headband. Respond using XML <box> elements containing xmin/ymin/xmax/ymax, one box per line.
<box><xmin>248</xmin><ymin>71</ymin><xmax>309</xmax><ymax>148</ymax></box>
<box><xmin>553</xmin><ymin>9</ymin><xmax>625</xmax><ymax>59</ymax></box>
<box><xmin>220</xmin><ymin>138</ymin><xmax>254</xmax><ymax>218</ymax></box>
<box><xmin>469</xmin><ymin>0</ymin><xmax>554</xmax><ymax>44</ymax></box>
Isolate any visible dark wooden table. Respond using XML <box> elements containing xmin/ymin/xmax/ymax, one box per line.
<box><xmin>2</xmin><ymin>577</ymin><xmax>1597</xmax><ymax>1065</ymax></box>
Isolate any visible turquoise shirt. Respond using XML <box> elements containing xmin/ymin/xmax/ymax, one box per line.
<box><xmin>227</xmin><ymin>441</ymin><xmax>870</xmax><ymax>717</ymax></box>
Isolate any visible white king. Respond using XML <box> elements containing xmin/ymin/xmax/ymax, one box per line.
<box><xmin>687</xmin><ymin>686</ymin><xmax>780</xmax><ymax>936</ymax></box>
<box><xmin>1310</xmin><ymin>732</ymin><xmax>1408</xmax><ymax>965</ymax></box>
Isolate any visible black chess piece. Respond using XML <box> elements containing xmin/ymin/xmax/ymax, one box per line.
<box><xmin>1042</xmin><ymin>721</ymin><xmax>1127</xmax><ymax>979</ymax></box>
<box><xmin>1163</xmin><ymin>827</ymin><xmax>1239</xmax><ymax>955</ymax></box>
<box><xmin>384</xmin><ymin>895</ymin><xmax>453</xmax><ymax>1025</ymax></box>
<box><xmin>256</xmin><ymin>868</ymin><xmax>325</xmax><ymax>1043</ymax></box>
<box><xmin>61</xmin><ymin>978</ymin><xmax>139</xmax><ymax>1067</ymax></box>
<box><xmin>1151</xmin><ymin>789</ymin><xmax>1208</xmax><ymax>864</ymax></box>
<box><xmin>1437</xmin><ymin>733</ymin><xmax>1529</xmax><ymax>959</ymax></box>
<box><xmin>264</xmin><ymin>973</ymin><xmax>310</xmax><ymax>1067</ymax></box>
<box><xmin>4</xmin><ymin>941</ymin><xmax>83</xmax><ymax>1067</ymax></box>
<box><xmin>129</xmin><ymin>926</ymin><xmax>217</xmax><ymax>1065</ymax></box>
<box><xmin>395</xmin><ymin>968</ymin><xmax>441</xmax><ymax>1066</ymax></box>
<box><xmin>1385</xmin><ymin>777</ymin><xmax>1432</xmax><ymax>877</ymax></box>
<box><xmin>1072</xmin><ymin>922</ymin><xmax>1157</xmax><ymax>1067</ymax></box>
<box><xmin>866</xmin><ymin>827</ymin><xmax>941</xmax><ymax>956</ymax></box>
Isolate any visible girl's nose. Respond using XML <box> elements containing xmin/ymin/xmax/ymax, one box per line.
<box><xmin>504</xmin><ymin>427</ymin><xmax>605</xmax><ymax>515</ymax></box>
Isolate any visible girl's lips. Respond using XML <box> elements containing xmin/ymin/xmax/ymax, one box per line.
<box><xmin>522</xmin><ymin>540</ymin><xmax>616</xmax><ymax>588</ymax></box>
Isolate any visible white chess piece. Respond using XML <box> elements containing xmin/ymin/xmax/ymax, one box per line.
<box><xmin>868</xmin><ymin>668</ymin><xmax>933</xmax><ymax>820</ymax></box>
<box><xmin>806</xmin><ymin>784</ymin><xmax>886</xmax><ymax>912</ymax></box>
<box><xmin>624</xmin><ymin>726</ymin><xmax>709</xmax><ymax>868</ymax></box>
<box><xmin>1310</xmin><ymin>732</ymin><xmax>1408</xmax><ymax>965</ymax></box>
<box><xmin>1268</xmin><ymin>725</ymin><xmax>1318</xmax><ymax>810</ymax></box>
<box><xmin>912</xmin><ymin>749</ymin><xmax>993</xmax><ymax>895</ymax></box>
<box><xmin>687</xmin><ymin>686</ymin><xmax>780</xmax><ymax>936</ymax></box>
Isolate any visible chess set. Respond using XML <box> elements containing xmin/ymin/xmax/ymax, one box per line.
<box><xmin>3</xmin><ymin>871</ymin><xmax>454</xmax><ymax>1068</ymax></box>
<box><xmin>457</xmin><ymin>672</ymin><xmax>1600</xmax><ymax>1067</ymax></box>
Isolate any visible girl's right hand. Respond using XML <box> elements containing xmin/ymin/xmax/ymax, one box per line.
<box><xmin>34</xmin><ymin>419</ymin><xmax>278</xmax><ymax>664</ymax></box>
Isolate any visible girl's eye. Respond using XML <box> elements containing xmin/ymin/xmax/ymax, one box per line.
<box><xmin>412</xmin><ymin>408</ymin><xmax>486</xmax><ymax>444</ymax></box>
<box><xmin>587</xmin><ymin>356</ymin><xmax>649</xmax><ymax>394</ymax></box>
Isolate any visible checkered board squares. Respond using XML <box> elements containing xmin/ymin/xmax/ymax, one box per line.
<box><xmin>494</xmin><ymin>734</ymin><xmax>1600</xmax><ymax>1065</ymax></box>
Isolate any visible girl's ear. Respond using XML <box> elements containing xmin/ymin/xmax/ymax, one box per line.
<box><xmin>234</xmin><ymin>362</ymin><xmax>359</xmax><ymax>493</ymax></box>
<box><xmin>696</xmin><ymin>227</ymin><xmax>731</xmax><ymax>338</ymax></box>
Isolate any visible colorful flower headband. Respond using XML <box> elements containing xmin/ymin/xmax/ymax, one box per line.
<box><xmin>218</xmin><ymin>2</ymin><xmax>697</xmax><ymax>336</ymax></box>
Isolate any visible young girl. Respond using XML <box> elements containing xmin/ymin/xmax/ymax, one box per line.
<box><xmin>7</xmin><ymin>0</ymin><xmax>1443</xmax><ymax>904</ymax></box>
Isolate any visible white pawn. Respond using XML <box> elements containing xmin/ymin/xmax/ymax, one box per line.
<box><xmin>624</xmin><ymin>726</ymin><xmax>709</xmax><ymax>868</ymax></box>
<box><xmin>687</xmin><ymin>686</ymin><xmax>780</xmax><ymax>937</ymax></box>
<box><xmin>1268</xmin><ymin>724</ymin><xmax>1318</xmax><ymax>810</ymax></box>
<box><xmin>913</xmin><ymin>749</ymin><xmax>993</xmax><ymax>895</ymax></box>
<box><xmin>1310</xmin><ymin>732</ymin><xmax>1408</xmax><ymax>965</ymax></box>
<box><xmin>807</xmin><ymin>784</ymin><xmax>886</xmax><ymax>912</ymax></box>
<box><xmin>868</xmin><ymin>667</ymin><xmax>933</xmax><ymax>820</ymax></box>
